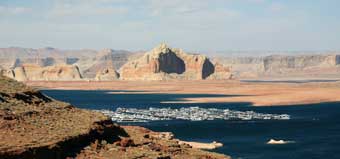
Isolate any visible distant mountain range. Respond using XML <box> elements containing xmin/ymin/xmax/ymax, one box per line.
<box><xmin>1</xmin><ymin>46</ymin><xmax>340</xmax><ymax>81</ymax></box>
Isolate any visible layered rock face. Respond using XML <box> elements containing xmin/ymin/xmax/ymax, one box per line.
<box><xmin>3</xmin><ymin>64</ymin><xmax>82</xmax><ymax>81</ymax></box>
<box><xmin>120</xmin><ymin>43</ymin><xmax>232</xmax><ymax>80</ymax></box>
<box><xmin>263</xmin><ymin>55</ymin><xmax>340</xmax><ymax>73</ymax></box>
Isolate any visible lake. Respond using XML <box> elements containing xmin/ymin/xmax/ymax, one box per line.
<box><xmin>41</xmin><ymin>89</ymin><xmax>340</xmax><ymax>159</ymax></box>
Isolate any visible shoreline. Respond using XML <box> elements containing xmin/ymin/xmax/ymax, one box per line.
<box><xmin>26</xmin><ymin>80</ymin><xmax>340</xmax><ymax>107</ymax></box>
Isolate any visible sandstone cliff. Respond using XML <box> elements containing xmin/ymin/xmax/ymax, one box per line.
<box><xmin>120</xmin><ymin>43</ymin><xmax>232</xmax><ymax>80</ymax></box>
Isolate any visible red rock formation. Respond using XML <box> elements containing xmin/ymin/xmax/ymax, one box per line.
<box><xmin>120</xmin><ymin>43</ymin><xmax>232</xmax><ymax>80</ymax></box>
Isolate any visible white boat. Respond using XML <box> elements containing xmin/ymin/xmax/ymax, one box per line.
<box><xmin>267</xmin><ymin>139</ymin><xmax>291</xmax><ymax>144</ymax></box>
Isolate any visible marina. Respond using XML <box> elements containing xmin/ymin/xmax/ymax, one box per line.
<box><xmin>97</xmin><ymin>107</ymin><xmax>290</xmax><ymax>122</ymax></box>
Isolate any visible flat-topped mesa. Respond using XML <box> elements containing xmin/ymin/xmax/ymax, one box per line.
<box><xmin>3</xmin><ymin>64</ymin><xmax>82</xmax><ymax>81</ymax></box>
<box><xmin>120</xmin><ymin>43</ymin><xmax>232</xmax><ymax>80</ymax></box>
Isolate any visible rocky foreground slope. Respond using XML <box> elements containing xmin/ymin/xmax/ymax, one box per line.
<box><xmin>0</xmin><ymin>75</ymin><xmax>229</xmax><ymax>159</ymax></box>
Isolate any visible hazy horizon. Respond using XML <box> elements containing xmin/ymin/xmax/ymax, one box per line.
<box><xmin>2</xmin><ymin>45</ymin><xmax>339</xmax><ymax>58</ymax></box>
<box><xmin>1</xmin><ymin>0</ymin><xmax>340</xmax><ymax>53</ymax></box>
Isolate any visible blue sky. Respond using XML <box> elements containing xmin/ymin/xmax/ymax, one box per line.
<box><xmin>0</xmin><ymin>0</ymin><xmax>340</xmax><ymax>52</ymax></box>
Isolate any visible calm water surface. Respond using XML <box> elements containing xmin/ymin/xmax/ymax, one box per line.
<box><xmin>41</xmin><ymin>90</ymin><xmax>340</xmax><ymax>159</ymax></box>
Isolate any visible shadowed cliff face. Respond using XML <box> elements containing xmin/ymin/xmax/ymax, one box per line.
<box><xmin>158</xmin><ymin>51</ymin><xmax>186</xmax><ymax>74</ymax></box>
<box><xmin>202</xmin><ymin>59</ymin><xmax>215</xmax><ymax>79</ymax></box>
<box><xmin>336</xmin><ymin>55</ymin><xmax>340</xmax><ymax>65</ymax></box>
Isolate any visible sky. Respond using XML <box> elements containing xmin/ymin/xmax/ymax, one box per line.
<box><xmin>0</xmin><ymin>0</ymin><xmax>340</xmax><ymax>52</ymax></box>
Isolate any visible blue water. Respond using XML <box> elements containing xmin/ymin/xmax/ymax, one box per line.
<box><xmin>41</xmin><ymin>90</ymin><xmax>340</xmax><ymax>159</ymax></box>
